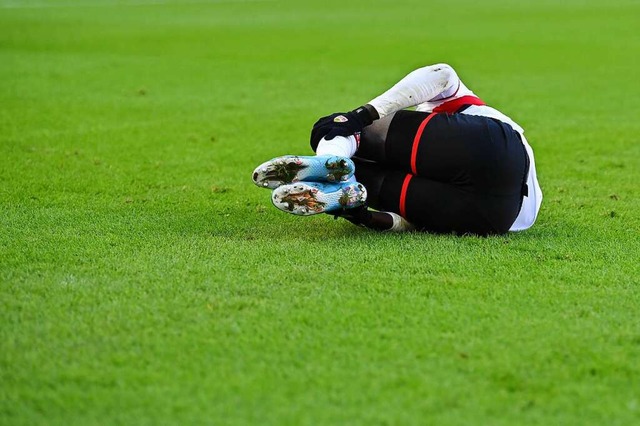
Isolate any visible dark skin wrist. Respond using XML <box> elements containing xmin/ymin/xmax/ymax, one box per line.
<box><xmin>363</xmin><ymin>104</ymin><xmax>380</xmax><ymax>121</ymax></box>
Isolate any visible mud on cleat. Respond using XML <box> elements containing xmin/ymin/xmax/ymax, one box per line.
<box><xmin>252</xmin><ymin>155</ymin><xmax>355</xmax><ymax>189</ymax></box>
<box><xmin>271</xmin><ymin>181</ymin><xmax>367</xmax><ymax>216</ymax></box>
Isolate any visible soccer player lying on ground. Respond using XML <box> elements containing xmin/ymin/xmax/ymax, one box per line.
<box><xmin>252</xmin><ymin>63</ymin><xmax>542</xmax><ymax>235</ymax></box>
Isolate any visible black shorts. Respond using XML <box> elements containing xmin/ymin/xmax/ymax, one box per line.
<box><xmin>354</xmin><ymin>110</ymin><xmax>529</xmax><ymax>235</ymax></box>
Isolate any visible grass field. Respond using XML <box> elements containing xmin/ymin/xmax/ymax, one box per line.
<box><xmin>1</xmin><ymin>0</ymin><xmax>639</xmax><ymax>424</ymax></box>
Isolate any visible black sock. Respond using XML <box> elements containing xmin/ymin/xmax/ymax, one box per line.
<box><xmin>333</xmin><ymin>206</ymin><xmax>393</xmax><ymax>231</ymax></box>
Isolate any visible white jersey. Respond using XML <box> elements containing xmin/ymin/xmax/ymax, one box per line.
<box><xmin>369</xmin><ymin>64</ymin><xmax>542</xmax><ymax>231</ymax></box>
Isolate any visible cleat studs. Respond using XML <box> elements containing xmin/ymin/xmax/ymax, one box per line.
<box><xmin>263</xmin><ymin>182</ymin><xmax>269</xmax><ymax>187</ymax></box>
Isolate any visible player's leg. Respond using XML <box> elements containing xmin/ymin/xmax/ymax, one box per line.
<box><xmin>352</xmin><ymin>160</ymin><xmax>521</xmax><ymax>235</ymax></box>
<box><xmin>358</xmin><ymin>110</ymin><xmax>528</xmax><ymax>195</ymax></box>
<box><xmin>347</xmin><ymin>111</ymin><xmax>529</xmax><ymax>234</ymax></box>
<box><xmin>312</xmin><ymin>110</ymin><xmax>519</xmax><ymax>232</ymax></box>
<box><xmin>380</xmin><ymin>111</ymin><xmax>489</xmax><ymax>183</ymax></box>
<box><xmin>353</xmin><ymin>113</ymin><xmax>395</xmax><ymax>163</ymax></box>
<box><xmin>343</xmin><ymin>111</ymin><xmax>470</xmax><ymax>232</ymax></box>
<box><xmin>356</xmin><ymin>110</ymin><xmax>473</xmax><ymax>179</ymax></box>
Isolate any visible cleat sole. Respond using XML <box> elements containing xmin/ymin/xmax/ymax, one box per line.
<box><xmin>252</xmin><ymin>155</ymin><xmax>355</xmax><ymax>189</ymax></box>
<box><xmin>271</xmin><ymin>181</ymin><xmax>367</xmax><ymax>216</ymax></box>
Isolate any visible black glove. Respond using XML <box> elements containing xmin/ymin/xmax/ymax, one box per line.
<box><xmin>310</xmin><ymin>105</ymin><xmax>378</xmax><ymax>152</ymax></box>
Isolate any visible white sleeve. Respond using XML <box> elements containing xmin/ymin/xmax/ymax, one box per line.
<box><xmin>367</xmin><ymin>64</ymin><xmax>460</xmax><ymax>119</ymax></box>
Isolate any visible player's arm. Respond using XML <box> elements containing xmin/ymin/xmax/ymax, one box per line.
<box><xmin>310</xmin><ymin>64</ymin><xmax>460</xmax><ymax>149</ymax></box>
<box><xmin>367</xmin><ymin>63</ymin><xmax>460</xmax><ymax>118</ymax></box>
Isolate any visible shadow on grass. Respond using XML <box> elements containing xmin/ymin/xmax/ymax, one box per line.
<box><xmin>117</xmin><ymin>191</ymin><xmax>611</xmax><ymax>249</ymax></box>
<box><xmin>163</xmin><ymin>202</ymin><xmax>569</xmax><ymax>245</ymax></box>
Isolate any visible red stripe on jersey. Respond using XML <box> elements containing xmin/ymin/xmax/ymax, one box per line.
<box><xmin>399</xmin><ymin>174</ymin><xmax>413</xmax><ymax>218</ymax></box>
<box><xmin>411</xmin><ymin>113</ymin><xmax>438</xmax><ymax>175</ymax></box>
<box><xmin>432</xmin><ymin>95</ymin><xmax>486</xmax><ymax>114</ymax></box>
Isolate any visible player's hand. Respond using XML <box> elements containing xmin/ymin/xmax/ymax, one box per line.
<box><xmin>310</xmin><ymin>106</ymin><xmax>377</xmax><ymax>151</ymax></box>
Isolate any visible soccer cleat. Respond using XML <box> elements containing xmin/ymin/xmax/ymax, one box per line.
<box><xmin>271</xmin><ymin>181</ymin><xmax>367</xmax><ymax>216</ymax></box>
<box><xmin>252</xmin><ymin>155</ymin><xmax>355</xmax><ymax>189</ymax></box>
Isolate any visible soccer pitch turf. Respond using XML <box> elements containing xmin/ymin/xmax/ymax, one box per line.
<box><xmin>1</xmin><ymin>0</ymin><xmax>639</xmax><ymax>424</ymax></box>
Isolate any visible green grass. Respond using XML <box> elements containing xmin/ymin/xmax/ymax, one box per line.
<box><xmin>1</xmin><ymin>0</ymin><xmax>639</xmax><ymax>424</ymax></box>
